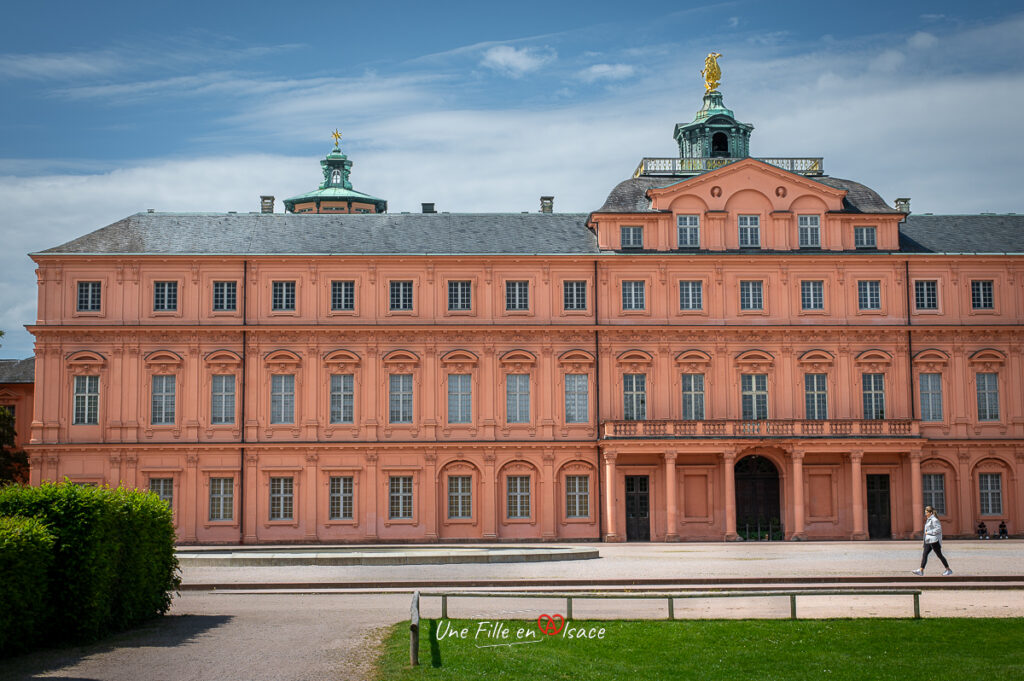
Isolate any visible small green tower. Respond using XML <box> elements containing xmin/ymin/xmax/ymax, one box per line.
<box><xmin>673</xmin><ymin>89</ymin><xmax>754</xmax><ymax>160</ymax></box>
<box><xmin>284</xmin><ymin>130</ymin><xmax>387</xmax><ymax>214</ymax></box>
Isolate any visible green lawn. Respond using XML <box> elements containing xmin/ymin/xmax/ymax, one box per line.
<box><xmin>376</xmin><ymin>618</ymin><xmax>1024</xmax><ymax>680</ymax></box>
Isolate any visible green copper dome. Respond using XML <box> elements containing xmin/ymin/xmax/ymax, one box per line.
<box><xmin>284</xmin><ymin>140</ymin><xmax>387</xmax><ymax>214</ymax></box>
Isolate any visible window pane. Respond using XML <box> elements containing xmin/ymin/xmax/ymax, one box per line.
<box><xmin>330</xmin><ymin>374</ymin><xmax>354</xmax><ymax>424</ymax></box>
<box><xmin>623</xmin><ymin>373</ymin><xmax>646</xmax><ymax>420</ymax></box>
<box><xmin>389</xmin><ymin>374</ymin><xmax>413</xmax><ymax>423</ymax></box>
<box><xmin>447</xmin><ymin>374</ymin><xmax>472</xmax><ymax>424</ymax></box>
<box><xmin>862</xmin><ymin>373</ymin><xmax>885</xmax><ymax>420</ymax></box>
<box><xmin>331</xmin><ymin>281</ymin><xmax>355</xmax><ymax>311</ymax></box>
<box><xmin>803</xmin><ymin>373</ymin><xmax>827</xmax><ymax>420</ymax></box>
<box><xmin>209</xmin><ymin>477</ymin><xmax>233</xmax><ymax>521</ymax></box>
<box><xmin>271</xmin><ymin>374</ymin><xmax>295</xmax><ymax>424</ymax></box>
<box><xmin>447</xmin><ymin>281</ymin><xmax>472</xmax><ymax>311</ymax></box>
<box><xmin>622</xmin><ymin>281</ymin><xmax>645</xmax><ymax>310</ymax></box>
<box><xmin>447</xmin><ymin>475</ymin><xmax>472</xmax><ymax>519</ymax></box>
<box><xmin>151</xmin><ymin>374</ymin><xmax>176</xmax><ymax>425</ymax></box>
<box><xmin>681</xmin><ymin>374</ymin><xmax>705</xmax><ymax>420</ymax></box>
<box><xmin>329</xmin><ymin>476</ymin><xmax>354</xmax><ymax>520</ymax></box>
<box><xmin>211</xmin><ymin>374</ymin><xmax>236</xmax><ymax>424</ymax></box>
<box><xmin>679</xmin><ymin>281</ymin><xmax>703</xmax><ymax>310</ymax></box>
<box><xmin>505</xmin><ymin>281</ymin><xmax>529</xmax><ymax>310</ymax></box>
<box><xmin>390</xmin><ymin>281</ymin><xmax>414</xmax><ymax>310</ymax></box>
<box><xmin>563</xmin><ymin>281</ymin><xmax>587</xmax><ymax>310</ymax></box>
<box><xmin>741</xmin><ymin>374</ymin><xmax>768</xmax><ymax>420</ymax></box>
<box><xmin>389</xmin><ymin>476</ymin><xmax>413</xmax><ymax>519</ymax></box>
<box><xmin>914</xmin><ymin>281</ymin><xmax>937</xmax><ymax>310</ymax></box>
<box><xmin>922</xmin><ymin>474</ymin><xmax>945</xmax><ymax>515</ymax></box>
<box><xmin>564</xmin><ymin>374</ymin><xmax>589</xmax><ymax>423</ymax></box>
<box><xmin>976</xmin><ymin>372</ymin><xmax>1000</xmax><ymax>421</ymax></box>
<box><xmin>506</xmin><ymin>374</ymin><xmax>530</xmax><ymax>423</ymax></box>
<box><xmin>565</xmin><ymin>475</ymin><xmax>589</xmax><ymax>518</ymax></box>
<box><xmin>979</xmin><ymin>473</ymin><xmax>1002</xmax><ymax>515</ymax></box>
<box><xmin>801</xmin><ymin>281</ymin><xmax>824</xmax><ymax>310</ymax></box>
<box><xmin>507</xmin><ymin>475</ymin><xmax>530</xmax><ymax>518</ymax></box>
<box><xmin>919</xmin><ymin>373</ymin><xmax>943</xmax><ymax>421</ymax></box>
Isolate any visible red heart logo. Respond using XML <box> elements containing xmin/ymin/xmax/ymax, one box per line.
<box><xmin>537</xmin><ymin>613</ymin><xmax>565</xmax><ymax>636</ymax></box>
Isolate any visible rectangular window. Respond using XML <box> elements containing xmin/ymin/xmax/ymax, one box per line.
<box><xmin>269</xmin><ymin>477</ymin><xmax>294</xmax><ymax>521</ymax></box>
<box><xmin>976</xmin><ymin>372</ymin><xmax>1000</xmax><ymax>421</ymax></box>
<box><xmin>564</xmin><ymin>374</ymin><xmax>589</xmax><ymax>424</ymax></box>
<box><xmin>330</xmin><ymin>374</ymin><xmax>354</xmax><ymax>424</ymax></box>
<box><xmin>563</xmin><ymin>281</ymin><xmax>587</xmax><ymax>311</ymax></box>
<box><xmin>801</xmin><ymin>280</ymin><xmax>824</xmax><ymax>310</ymax></box>
<box><xmin>447</xmin><ymin>280</ymin><xmax>472</xmax><ymax>311</ymax></box>
<box><xmin>447</xmin><ymin>374</ymin><xmax>472</xmax><ymax>424</ymax></box>
<box><xmin>677</xmin><ymin>215</ymin><xmax>700</xmax><ymax>248</ymax></box>
<box><xmin>738</xmin><ymin>215</ymin><xmax>760</xmax><ymax>247</ymax></box>
<box><xmin>73</xmin><ymin>375</ymin><xmax>100</xmax><ymax>425</ymax></box>
<box><xmin>919</xmin><ymin>373</ymin><xmax>943</xmax><ymax>422</ymax></box>
<box><xmin>151</xmin><ymin>374</ymin><xmax>176</xmax><ymax>425</ymax></box>
<box><xmin>329</xmin><ymin>476</ymin><xmax>354</xmax><ymax>520</ymax></box>
<box><xmin>681</xmin><ymin>373</ymin><xmax>705</xmax><ymax>420</ymax></box>
<box><xmin>331</xmin><ymin>280</ymin><xmax>355</xmax><ymax>311</ymax></box>
<box><xmin>390</xmin><ymin>280</ymin><xmax>414</xmax><ymax>311</ymax></box>
<box><xmin>506</xmin><ymin>374</ymin><xmax>530</xmax><ymax>424</ymax></box>
<box><xmin>505</xmin><ymin>281</ymin><xmax>529</xmax><ymax>311</ymax></box>
<box><xmin>623</xmin><ymin>373</ymin><xmax>647</xmax><ymax>421</ymax></box>
<box><xmin>854</xmin><ymin>226</ymin><xmax>877</xmax><ymax>249</ymax></box>
<box><xmin>389</xmin><ymin>374</ymin><xmax>413</xmax><ymax>424</ymax></box>
<box><xmin>389</xmin><ymin>475</ymin><xmax>413</xmax><ymax>519</ymax></box>
<box><xmin>804</xmin><ymin>373</ymin><xmax>828</xmax><ymax>420</ymax></box>
<box><xmin>979</xmin><ymin>473</ymin><xmax>1002</xmax><ymax>516</ymax></box>
<box><xmin>858</xmin><ymin>280</ymin><xmax>881</xmax><ymax>310</ymax></box>
<box><xmin>272</xmin><ymin>281</ymin><xmax>296</xmax><ymax>311</ymax></box>
<box><xmin>914</xmin><ymin>281</ymin><xmax>938</xmax><ymax>310</ymax></box>
<box><xmin>565</xmin><ymin>475</ymin><xmax>590</xmax><ymax>518</ymax></box>
<box><xmin>798</xmin><ymin>215</ymin><xmax>821</xmax><ymax>248</ymax></box>
<box><xmin>922</xmin><ymin>474</ymin><xmax>946</xmax><ymax>516</ymax></box>
<box><xmin>211</xmin><ymin>374</ymin><xmax>236</xmax><ymax>425</ymax></box>
<box><xmin>679</xmin><ymin>281</ymin><xmax>703</xmax><ymax>310</ymax></box>
<box><xmin>447</xmin><ymin>475</ymin><xmax>472</xmax><ymax>519</ymax></box>
<box><xmin>862</xmin><ymin>373</ymin><xmax>885</xmax><ymax>420</ymax></box>
<box><xmin>971</xmin><ymin>280</ymin><xmax>994</xmax><ymax>310</ymax></box>
<box><xmin>507</xmin><ymin>475</ymin><xmax>531</xmax><ymax>519</ymax></box>
<box><xmin>270</xmin><ymin>374</ymin><xmax>295</xmax><ymax>424</ymax></box>
<box><xmin>622</xmin><ymin>280</ymin><xmax>646</xmax><ymax>310</ymax></box>
<box><xmin>213</xmin><ymin>281</ymin><xmax>237</xmax><ymax>311</ymax></box>
<box><xmin>209</xmin><ymin>477</ymin><xmax>233</xmax><ymax>521</ymax></box>
<box><xmin>77</xmin><ymin>281</ymin><xmax>102</xmax><ymax>311</ymax></box>
<box><xmin>741</xmin><ymin>374</ymin><xmax>768</xmax><ymax>420</ymax></box>
<box><xmin>739</xmin><ymin>280</ymin><xmax>763</xmax><ymax>310</ymax></box>
<box><xmin>149</xmin><ymin>478</ymin><xmax>173</xmax><ymax>507</ymax></box>
<box><xmin>620</xmin><ymin>225</ymin><xmax>643</xmax><ymax>248</ymax></box>
<box><xmin>153</xmin><ymin>281</ymin><xmax>178</xmax><ymax>311</ymax></box>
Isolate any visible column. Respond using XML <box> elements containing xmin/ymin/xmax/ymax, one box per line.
<box><xmin>364</xmin><ymin>451</ymin><xmax>379</xmax><ymax>540</ymax></box>
<box><xmin>723</xmin><ymin>450</ymin><xmax>737</xmax><ymax>540</ymax></box>
<box><xmin>850</xmin><ymin>450</ymin><xmax>866</xmax><ymax>539</ymax></box>
<box><xmin>424</xmin><ymin>451</ymin><xmax>438</xmax><ymax>542</ymax></box>
<box><xmin>243</xmin><ymin>452</ymin><xmax>258</xmax><ymax>544</ymax></box>
<box><xmin>664</xmin><ymin>451</ymin><xmax>679</xmax><ymax>541</ymax></box>
<box><xmin>183</xmin><ymin>452</ymin><xmax>198</xmax><ymax>543</ymax></box>
<box><xmin>482</xmin><ymin>450</ymin><xmax>497</xmax><ymax>539</ymax></box>
<box><xmin>910</xmin><ymin>452</ymin><xmax>923</xmax><ymax>538</ymax></box>
<box><xmin>1016</xmin><ymin>450</ymin><xmax>1024</xmax><ymax>534</ymax></box>
<box><xmin>304</xmin><ymin>451</ymin><xmax>318</xmax><ymax>542</ymax></box>
<box><xmin>603</xmin><ymin>450</ymin><xmax>618</xmax><ymax>541</ymax></box>
<box><xmin>957</xmin><ymin>450</ymin><xmax>973</xmax><ymax>537</ymax></box>
<box><xmin>124</xmin><ymin>452</ymin><xmax>138</xmax><ymax>489</ymax></box>
<box><xmin>791</xmin><ymin>451</ymin><xmax>806</xmax><ymax>540</ymax></box>
<box><xmin>542</xmin><ymin>450</ymin><xmax>556</xmax><ymax>540</ymax></box>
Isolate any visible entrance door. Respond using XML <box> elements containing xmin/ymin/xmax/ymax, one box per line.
<box><xmin>866</xmin><ymin>474</ymin><xmax>892</xmax><ymax>539</ymax></box>
<box><xmin>624</xmin><ymin>475</ymin><xmax>650</xmax><ymax>541</ymax></box>
<box><xmin>734</xmin><ymin>455</ymin><xmax>782</xmax><ymax>540</ymax></box>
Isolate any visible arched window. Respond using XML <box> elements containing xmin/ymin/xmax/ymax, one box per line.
<box><xmin>331</xmin><ymin>169</ymin><xmax>342</xmax><ymax>185</ymax></box>
<box><xmin>711</xmin><ymin>132</ymin><xmax>729</xmax><ymax>157</ymax></box>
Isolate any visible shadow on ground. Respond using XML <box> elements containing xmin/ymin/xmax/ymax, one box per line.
<box><xmin>0</xmin><ymin>614</ymin><xmax>232</xmax><ymax>681</ymax></box>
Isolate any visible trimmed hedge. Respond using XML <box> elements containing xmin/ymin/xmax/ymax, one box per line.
<box><xmin>0</xmin><ymin>481</ymin><xmax>180</xmax><ymax>652</ymax></box>
<box><xmin>0</xmin><ymin>516</ymin><xmax>54</xmax><ymax>655</ymax></box>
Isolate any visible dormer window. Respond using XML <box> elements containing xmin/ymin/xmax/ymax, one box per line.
<box><xmin>854</xmin><ymin>226</ymin><xmax>877</xmax><ymax>249</ymax></box>
<box><xmin>330</xmin><ymin>169</ymin><xmax>342</xmax><ymax>185</ymax></box>
<box><xmin>677</xmin><ymin>215</ymin><xmax>700</xmax><ymax>248</ymax></box>
<box><xmin>620</xmin><ymin>226</ymin><xmax>643</xmax><ymax>249</ymax></box>
<box><xmin>798</xmin><ymin>215</ymin><xmax>820</xmax><ymax>248</ymax></box>
<box><xmin>738</xmin><ymin>215</ymin><xmax>760</xmax><ymax>248</ymax></box>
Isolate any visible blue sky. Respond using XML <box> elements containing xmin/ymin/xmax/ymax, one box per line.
<box><xmin>1</xmin><ymin>0</ymin><xmax>1023</xmax><ymax>357</ymax></box>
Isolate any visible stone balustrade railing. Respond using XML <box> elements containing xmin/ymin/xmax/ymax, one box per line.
<box><xmin>602</xmin><ymin>418</ymin><xmax>919</xmax><ymax>439</ymax></box>
<box><xmin>634</xmin><ymin>156</ymin><xmax>824</xmax><ymax>177</ymax></box>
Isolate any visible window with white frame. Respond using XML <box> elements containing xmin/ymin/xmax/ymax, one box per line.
<box><xmin>565</xmin><ymin>475</ymin><xmax>589</xmax><ymax>518</ymax></box>
<box><xmin>862</xmin><ymin>373</ymin><xmax>885</xmax><ymax>420</ymax></box>
<box><xmin>149</xmin><ymin>478</ymin><xmax>173</xmax><ymax>507</ymax></box>
<box><xmin>919</xmin><ymin>373</ymin><xmax>943</xmax><ymax>422</ymax></box>
<box><xmin>804</xmin><ymin>373</ymin><xmax>827</xmax><ymax>420</ymax></box>
<box><xmin>563</xmin><ymin>281</ymin><xmax>587</xmax><ymax>311</ymax></box>
<box><xmin>622</xmin><ymin>280</ymin><xmax>646</xmax><ymax>310</ymax></box>
<box><xmin>272</xmin><ymin>281</ymin><xmax>296</xmax><ymax>311</ymax></box>
<box><xmin>914</xmin><ymin>281</ymin><xmax>938</xmax><ymax>310</ymax></box>
<box><xmin>623</xmin><ymin>373</ymin><xmax>646</xmax><ymax>420</ymax></box>
<box><xmin>971</xmin><ymin>280</ymin><xmax>994</xmax><ymax>310</ymax></box>
<box><xmin>151</xmin><ymin>374</ymin><xmax>176</xmax><ymax>425</ymax></box>
<box><xmin>270</xmin><ymin>374</ymin><xmax>295</xmax><ymax>424</ymax></box>
<box><xmin>211</xmin><ymin>374</ymin><xmax>235</xmax><ymax>425</ymax></box>
<box><xmin>448</xmin><ymin>280</ymin><xmax>472</xmax><ymax>311</ymax></box>
<box><xmin>677</xmin><ymin>215</ymin><xmax>700</xmax><ymax>248</ymax></box>
<box><xmin>506</xmin><ymin>374</ymin><xmax>530</xmax><ymax>423</ymax></box>
<box><xmin>738</xmin><ymin>215</ymin><xmax>760</xmax><ymax>247</ymax></box>
<box><xmin>976</xmin><ymin>372</ymin><xmax>1000</xmax><ymax>421</ymax></box>
<box><xmin>798</xmin><ymin>215</ymin><xmax>820</xmax><ymax>248</ymax></box>
<box><xmin>858</xmin><ymin>280</ymin><xmax>881</xmax><ymax>310</ymax></box>
<box><xmin>681</xmin><ymin>373</ymin><xmax>705</xmax><ymax>420</ymax></box>
<box><xmin>505</xmin><ymin>280</ymin><xmax>529</xmax><ymax>311</ymax></box>
<box><xmin>507</xmin><ymin>475</ymin><xmax>530</xmax><ymax>519</ymax></box>
<box><xmin>330</xmin><ymin>374</ymin><xmax>354</xmax><ymax>424</ymax></box>
<box><xmin>153</xmin><ymin>281</ymin><xmax>178</xmax><ymax>311</ymax></box>
<box><xmin>269</xmin><ymin>477</ymin><xmax>294</xmax><ymax>521</ymax></box>
<box><xmin>331</xmin><ymin>280</ymin><xmax>355</xmax><ymax>311</ymax></box>
<box><xmin>213</xmin><ymin>281</ymin><xmax>237</xmax><ymax>311</ymax></box>
<box><xmin>620</xmin><ymin>225</ymin><xmax>643</xmax><ymax>248</ymax></box>
<box><xmin>77</xmin><ymin>281</ymin><xmax>102</xmax><ymax>311</ymax></box>
<box><xmin>922</xmin><ymin>474</ymin><xmax>945</xmax><ymax>515</ymax></box>
<box><xmin>447</xmin><ymin>475</ymin><xmax>472</xmax><ymax>519</ymax></box>
<box><xmin>854</xmin><ymin>226</ymin><xmax>877</xmax><ymax>249</ymax></box>
<box><xmin>979</xmin><ymin>473</ymin><xmax>1002</xmax><ymax>516</ymax></box>
<box><xmin>389</xmin><ymin>475</ymin><xmax>413</xmax><ymax>519</ymax></box>
<box><xmin>801</xmin><ymin>280</ymin><xmax>824</xmax><ymax>310</ymax></box>
<box><xmin>389</xmin><ymin>374</ymin><xmax>413</xmax><ymax>424</ymax></box>
<box><xmin>741</xmin><ymin>374</ymin><xmax>768</xmax><ymax>420</ymax></box>
<box><xmin>73</xmin><ymin>375</ymin><xmax>99</xmax><ymax>425</ymax></box>
<box><xmin>679</xmin><ymin>281</ymin><xmax>703</xmax><ymax>310</ymax></box>
<box><xmin>209</xmin><ymin>477</ymin><xmax>233</xmax><ymax>521</ymax></box>
<box><xmin>739</xmin><ymin>280</ymin><xmax>763</xmax><ymax>310</ymax></box>
<box><xmin>329</xmin><ymin>476</ymin><xmax>353</xmax><ymax>520</ymax></box>
<box><xmin>564</xmin><ymin>374</ymin><xmax>589</xmax><ymax>424</ymax></box>
<box><xmin>447</xmin><ymin>374</ymin><xmax>472</xmax><ymax>424</ymax></box>
<box><xmin>390</xmin><ymin>280</ymin><xmax>414</xmax><ymax>311</ymax></box>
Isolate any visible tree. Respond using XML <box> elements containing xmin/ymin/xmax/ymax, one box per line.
<box><xmin>0</xmin><ymin>329</ymin><xmax>29</xmax><ymax>484</ymax></box>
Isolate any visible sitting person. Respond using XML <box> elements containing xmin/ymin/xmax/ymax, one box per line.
<box><xmin>999</xmin><ymin>521</ymin><xmax>1008</xmax><ymax>538</ymax></box>
<box><xmin>977</xmin><ymin>521</ymin><xmax>988</xmax><ymax>539</ymax></box>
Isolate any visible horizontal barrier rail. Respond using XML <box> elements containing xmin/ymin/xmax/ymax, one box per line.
<box><xmin>634</xmin><ymin>156</ymin><xmax>824</xmax><ymax>177</ymax></box>
<box><xmin>603</xmin><ymin>418</ymin><xmax>919</xmax><ymax>439</ymax></box>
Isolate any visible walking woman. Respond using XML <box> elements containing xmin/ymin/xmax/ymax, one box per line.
<box><xmin>913</xmin><ymin>506</ymin><xmax>953</xmax><ymax>576</ymax></box>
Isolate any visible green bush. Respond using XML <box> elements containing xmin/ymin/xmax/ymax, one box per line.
<box><xmin>0</xmin><ymin>515</ymin><xmax>54</xmax><ymax>655</ymax></box>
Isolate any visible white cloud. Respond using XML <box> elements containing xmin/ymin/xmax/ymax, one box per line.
<box><xmin>908</xmin><ymin>31</ymin><xmax>939</xmax><ymax>50</ymax></box>
<box><xmin>869</xmin><ymin>49</ymin><xmax>906</xmax><ymax>72</ymax></box>
<box><xmin>728</xmin><ymin>16</ymin><xmax>740</xmax><ymax>28</ymax></box>
<box><xmin>479</xmin><ymin>45</ymin><xmax>556</xmax><ymax>77</ymax></box>
<box><xmin>578</xmin><ymin>63</ymin><xmax>636</xmax><ymax>83</ymax></box>
<box><xmin>0</xmin><ymin>51</ymin><xmax>123</xmax><ymax>79</ymax></box>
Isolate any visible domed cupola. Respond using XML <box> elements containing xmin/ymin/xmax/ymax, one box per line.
<box><xmin>283</xmin><ymin>130</ymin><xmax>388</xmax><ymax>214</ymax></box>
<box><xmin>673</xmin><ymin>53</ymin><xmax>753</xmax><ymax>160</ymax></box>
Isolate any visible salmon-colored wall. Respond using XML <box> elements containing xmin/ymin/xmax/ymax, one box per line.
<box><xmin>0</xmin><ymin>383</ymin><xmax>33</xmax><ymax>451</ymax></box>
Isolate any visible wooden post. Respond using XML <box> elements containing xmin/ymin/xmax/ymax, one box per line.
<box><xmin>913</xmin><ymin>592</ymin><xmax>921</xmax><ymax>619</ymax></box>
<box><xmin>410</xmin><ymin>591</ymin><xmax>420</xmax><ymax>666</ymax></box>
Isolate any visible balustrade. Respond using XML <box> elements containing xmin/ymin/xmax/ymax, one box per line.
<box><xmin>603</xmin><ymin>418</ymin><xmax>918</xmax><ymax>438</ymax></box>
<box><xmin>633</xmin><ymin>156</ymin><xmax>824</xmax><ymax>178</ymax></box>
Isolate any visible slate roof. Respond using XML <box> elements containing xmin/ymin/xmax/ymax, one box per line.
<box><xmin>899</xmin><ymin>215</ymin><xmax>1024</xmax><ymax>254</ymax></box>
<box><xmin>0</xmin><ymin>358</ymin><xmax>34</xmax><ymax>384</ymax></box>
<box><xmin>36</xmin><ymin>213</ymin><xmax>599</xmax><ymax>256</ymax></box>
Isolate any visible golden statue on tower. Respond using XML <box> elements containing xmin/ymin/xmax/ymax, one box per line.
<box><xmin>701</xmin><ymin>52</ymin><xmax>723</xmax><ymax>92</ymax></box>
<box><xmin>331</xmin><ymin>129</ymin><xmax>342</xmax><ymax>149</ymax></box>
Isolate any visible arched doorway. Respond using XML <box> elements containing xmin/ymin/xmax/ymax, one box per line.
<box><xmin>735</xmin><ymin>455</ymin><xmax>782</xmax><ymax>540</ymax></box>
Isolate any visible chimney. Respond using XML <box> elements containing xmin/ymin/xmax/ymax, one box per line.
<box><xmin>421</xmin><ymin>202</ymin><xmax>436</xmax><ymax>214</ymax></box>
<box><xmin>894</xmin><ymin>197</ymin><xmax>911</xmax><ymax>214</ymax></box>
<box><xmin>260</xmin><ymin>195</ymin><xmax>275</xmax><ymax>214</ymax></box>
<box><xmin>540</xmin><ymin>196</ymin><xmax>554</xmax><ymax>213</ymax></box>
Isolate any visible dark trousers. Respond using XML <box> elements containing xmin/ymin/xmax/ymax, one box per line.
<box><xmin>921</xmin><ymin>541</ymin><xmax>949</xmax><ymax>569</ymax></box>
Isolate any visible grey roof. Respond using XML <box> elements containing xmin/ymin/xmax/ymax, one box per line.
<box><xmin>594</xmin><ymin>175</ymin><xmax>900</xmax><ymax>214</ymax></box>
<box><xmin>899</xmin><ymin>215</ymin><xmax>1024</xmax><ymax>254</ymax></box>
<box><xmin>37</xmin><ymin>212</ymin><xmax>598</xmax><ymax>256</ymax></box>
<box><xmin>0</xmin><ymin>358</ymin><xmax>34</xmax><ymax>384</ymax></box>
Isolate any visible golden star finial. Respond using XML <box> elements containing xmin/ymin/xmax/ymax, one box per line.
<box><xmin>331</xmin><ymin>129</ymin><xmax>342</xmax><ymax>149</ymax></box>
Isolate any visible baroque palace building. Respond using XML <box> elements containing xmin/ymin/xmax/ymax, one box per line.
<box><xmin>23</xmin><ymin>77</ymin><xmax>1024</xmax><ymax>544</ymax></box>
